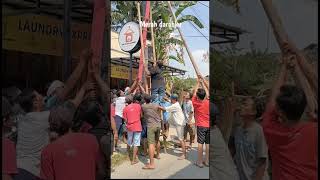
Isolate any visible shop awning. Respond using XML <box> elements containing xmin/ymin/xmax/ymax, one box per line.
<box><xmin>2</xmin><ymin>0</ymin><xmax>93</xmax><ymax>23</ymax></box>
<box><xmin>211</xmin><ymin>21</ymin><xmax>247</xmax><ymax>44</ymax></box>
<box><xmin>112</xmin><ymin>58</ymin><xmax>187</xmax><ymax>76</ymax></box>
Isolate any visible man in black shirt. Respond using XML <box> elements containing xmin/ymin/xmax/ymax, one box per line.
<box><xmin>148</xmin><ymin>62</ymin><xmax>166</xmax><ymax>105</ymax></box>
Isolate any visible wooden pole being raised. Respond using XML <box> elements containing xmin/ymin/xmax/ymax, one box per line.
<box><xmin>136</xmin><ymin>1</ymin><xmax>150</xmax><ymax>94</ymax></box>
<box><xmin>260</xmin><ymin>0</ymin><xmax>317</xmax><ymax>114</ymax></box>
<box><xmin>167</xmin><ymin>1</ymin><xmax>209</xmax><ymax>92</ymax></box>
<box><xmin>260</xmin><ymin>0</ymin><xmax>318</xmax><ymax>96</ymax></box>
<box><xmin>150</xmin><ymin>3</ymin><xmax>157</xmax><ymax>67</ymax></box>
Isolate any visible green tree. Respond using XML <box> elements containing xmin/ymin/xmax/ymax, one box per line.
<box><xmin>212</xmin><ymin>43</ymin><xmax>279</xmax><ymax>97</ymax></box>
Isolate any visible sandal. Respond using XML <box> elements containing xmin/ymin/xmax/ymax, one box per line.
<box><xmin>131</xmin><ymin>160</ymin><xmax>139</xmax><ymax>165</ymax></box>
<box><xmin>194</xmin><ymin>162</ymin><xmax>204</xmax><ymax>168</ymax></box>
<box><xmin>203</xmin><ymin>162</ymin><xmax>209</xmax><ymax>167</ymax></box>
<box><xmin>142</xmin><ymin>164</ymin><xmax>155</xmax><ymax>170</ymax></box>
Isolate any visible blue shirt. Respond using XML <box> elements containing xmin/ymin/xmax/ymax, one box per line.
<box><xmin>160</xmin><ymin>101</ymin><xmax>171</xmax><ymax>122</ymax></box>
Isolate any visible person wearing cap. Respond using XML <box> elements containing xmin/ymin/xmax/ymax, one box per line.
<box><xmin>2</xmin><ymin>97</ymin><xmax>18</xmax><ymax>180</ymax></box>
<box><xmin>45</xmin><ymin>49</ymin><xmax>92</xmax><ymax>110</ymax></box>
<box><xmin>122</xmin><ymin>94</ymin><xmax>142</xmax><ymax>165</ymax></box>
<box><xmin>45</xmin><ymin>80</ymin><xmax>65</xmax><ymax>109</ymax></box>
<box><xmin>159</xmin><ymin>94</ymin><xmax>187</xmax><ymax>160</ymax></box>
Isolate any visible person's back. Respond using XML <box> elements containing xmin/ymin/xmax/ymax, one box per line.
<box><xmin>115</xmin><ymin>96</ymin><xmax>126</xmax><ymax>118</ymax></box>
<box><xmin>262</xmin><ymin>84</ymin><xmax>317</xmax><ymax>180</ymax></box>
<box><xmin>141</xmin><ymin>103</ymin><xmax>161</xmax><ymax>128</ymax></box>
<box><xmin>123</xmin><ymin>103</ymin><xmax>142</xmax><ymax>132</ymax></box>
<box><xmin>16</xmin><ymin>110</ymin><xmax>50</xmax><ymax>177</ymax></box>
<box><xmin>192</xmin><ymin>95</ymin><xmax>209</xmax><ymax>128</ymax></box>
<box><xmin>40</xmin><ymin>133</ymin><xmax>100</xmax><ymax>180</ymax></box>
<box><xmin>150</xmin><ymin>64</ymin><xmax>165</xmax><ymax>89</ymax></box>
<box><xmin>262</xmin><ymin>105</ymin><xmax>317</xmax><ymax>180</ymax></box>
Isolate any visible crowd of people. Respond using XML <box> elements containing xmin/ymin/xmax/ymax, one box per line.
<box><xmin>2</xmin><ymin>49</ymin><xmax>210</xmax><ymax>180</ymax></box>
<box><xmin>211</xmin><ymin>46</ymin><xmax>318</xmax><ymax>180</ymax></box>
<box><xmin>2</xmin><ymin>49</ymin><xmax>112</xmax><ymax>180</ymax></box>
<box><xmin>110</xmin><ymin>62</ymin><xmax>210</xmax><ymax>169</ymax></box>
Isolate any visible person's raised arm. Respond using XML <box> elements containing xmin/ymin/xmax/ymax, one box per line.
<box><xmin>70</xmin><ymin>82</ymin><xmax>87</xmax><ymax>108</ymax></box>
<box><xmin>193</xmin><ymin>78</ymin><xmax>200</xmax><ymax>98</ymax></box>
<box><xmin>128</xmin><ymin>77</ymin><xmax>139</xmax><ymax>94</ymax></box>
<box><xmin>268</xmin><ymin>53</ymin><xmax>289</xmax><ymax>108</ymax></box>
<box><xmin>138</xmin><ymin>83</ymin><xmax>146</xmax><ymax>94</ymax></box>
<box><xmin>59</xmin><ymin>49</ymin><xmax>92</xmax><ymax>101</ymax></box>
<box><xmin>199</xmin><ymin>78</ymin><xmax>209</xmax><ymax>99</ymax></box>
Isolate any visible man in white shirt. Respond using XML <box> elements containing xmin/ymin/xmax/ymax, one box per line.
<box><xmin>182</xmin><ymin>93</ymin><xmax>195</xmax><ymax>149</ymax></box>
<box><xmin>159</xmin><ymin>94</ymin><xmax>186</xmax><ymax>160</ymax></box>
<box><xmin>114</xmin><ymin>90</ymin><xmax>127</xmax><ymax>147</ymax></box>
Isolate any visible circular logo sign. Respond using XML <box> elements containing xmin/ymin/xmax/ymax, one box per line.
<box><xmin>119</xmin><ymin>22</ymin><xmax>140</xmax><ymax>52</ymax></box>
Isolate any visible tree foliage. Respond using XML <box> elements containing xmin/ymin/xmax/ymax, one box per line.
<box><xmin>171</xmin><ymin>77</ymin><xmax>197</xmax><ymax>94</ymax></box>
<box><xmin>111</xmin><ymin>1</ymin><xmax>203</xmax><ymax>65</ymax></box>
<box><xmin>212</xmin><ymin>43</ymin><xmax>280</xmax><ymax>97</ymax></box>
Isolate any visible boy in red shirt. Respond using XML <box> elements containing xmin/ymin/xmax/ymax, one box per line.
<box><xmin>192</xmin><ymin>80</ymin><xmax>210</xmax><ymax>168</ymax></box>
<box><xmin>262</xmin><ymin>52</ymin><xmax>317</xmax><ymax>180</ymax></box>
<box><xmin>123</xmin><ymin>94</ymin><xmax>142</xmax><ymax>165</ymax></box>
<box><xmin>2</xmin><ymin>97</ymin><xmax>18</xmax><ymax>180</ymax></box>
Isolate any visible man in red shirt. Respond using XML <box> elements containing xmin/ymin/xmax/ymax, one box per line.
<box><xmin>262</xmin><ymin>52</ymin><xmax>317</xmax><ymax>180</ymax></box>
<box><xmin>2</xmin><ymin>97</ymin><xmax>18</xmax><ymax>180</ymax></box>
<box><xmin>40</xmin><ymin>84</ymin><xmax>107</xmax><ymax>180</ymax></box>
<box><xmin>123</xmin><ymin>94</ymin><xmax>142</xmax><ymax>165</ymax></box>
<box><xmin>192</xmin><ymin>79</ymin><xmax>210</xmax><ymax>168</ymax></box>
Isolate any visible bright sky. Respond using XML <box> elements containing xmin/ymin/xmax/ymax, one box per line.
<box><xmin>212</xmin><ymin>0</ymin><xmax>318</xmax><ymax>52</ymax></box>
<box><xmin>169</xmin><ymin>1</ymin><xmax>210</xmax><ymax>78</ymax></box>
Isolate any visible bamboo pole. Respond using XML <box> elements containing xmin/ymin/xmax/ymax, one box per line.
<box><xmin>136</xmin><ymin>1</ymin><xmax>150</xmax><ymax>94</ymax></box>
<box><xmin>150</xmin><ymin>3</ymin><xmax>157</xmax><ymax>67</ymax></box>
<box><xmin>167</xmin><ymin>1</ymin><xmax>209</xmax><ymax>92</ymax></box>
<box><xmin>260</xmin><ymin>0</ymin><xmax>317</xmax><ymax>96</ymax></box>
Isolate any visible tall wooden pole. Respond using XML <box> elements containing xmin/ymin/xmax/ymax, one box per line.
<box><xmin>150</xmin><ymin>3</ymin><xmax>157</xmax><ymax>67</ymax></box>
<box><xmin>167</xmin><ymin>1</ymin><xmax>209</xmax><ymax>92</ymax></box>
<box><xmin>260</xmin><ymin>0</ymin><xmax>317</xmax><ymax>114</ymax></box>
<box><xmin>260</xmin><ymin>0</ymin><xmax>317</xmax><ymax>95</ymax></box>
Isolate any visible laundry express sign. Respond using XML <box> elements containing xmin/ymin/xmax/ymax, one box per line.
<box><xmin>118</xmin><ymin>22</ymin><xmax>140</xmax><ymax>53</ymax></box>
<box><xmin>2</xmin><ymin>15</ymin><xmax>91</xmax><ymax>58</ymax></box>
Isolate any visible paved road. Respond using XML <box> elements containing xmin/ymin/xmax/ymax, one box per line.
<box><xmin>111</xmin><ymin>127</ymin><xmax>209</xmax><ymax>179</ymax></box>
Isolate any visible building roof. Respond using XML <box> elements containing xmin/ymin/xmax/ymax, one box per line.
<box><xmin>112</xmin><ymin>58</ymin><xmax>186</xmax><ymax>76</ymax></box>
<box><xmin>211</xmin><ymin>21</ymin><xmax>247</xmax><ymax>44</ymax></box>
<box><xmin>3</xmin><ymin>0</ymin><xmax>94</xmax><ymax>23</ymax></box>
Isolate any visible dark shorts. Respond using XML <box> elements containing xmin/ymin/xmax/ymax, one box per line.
<box><xmin>147</xmin><ymin>126</ymin><xmax>161</xmax><ymax>144</ymax></box>
<box><xmin>141</xmin><ymin>124</ymin><xmax>147</xmax><ymax>138</ymax></box>
<box><xmin>114</xmin><ymin>115</ymin><xmax>123</xmax><ymax>132</ymax></box>
<box><xmin>184</xmin><ymin>124</ymin><xmax>196</xmax><ymax>140</ymax></box>
<box><xmin>13</xmin><ymin>168</ymin><xmax>39</xmax><ymax>180</ymax></box>
<box><xmin>197</xmin><ymin>126</ymin><xmax>210</xmax><ymax>144</ymax></box>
